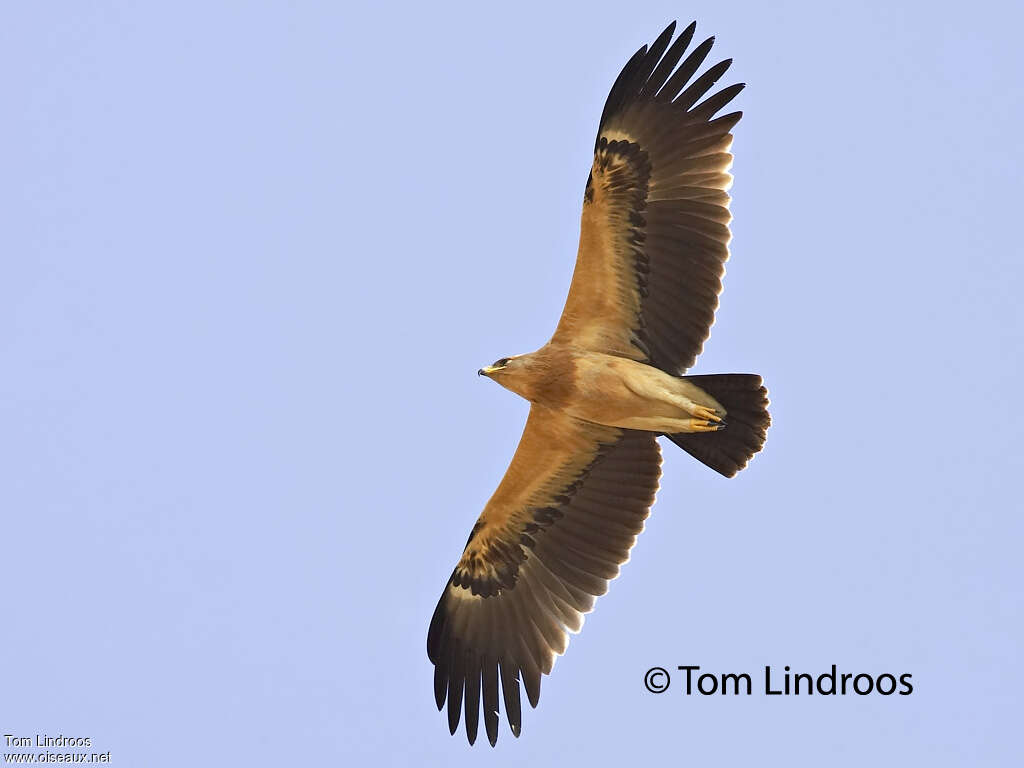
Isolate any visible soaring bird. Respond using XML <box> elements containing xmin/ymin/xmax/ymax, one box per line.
<box><xmin>427</xmin><ymin>21</ymin><xmax>770</xmax><ymax>746</ymax></box>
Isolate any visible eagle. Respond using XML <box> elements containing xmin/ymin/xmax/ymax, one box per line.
<box><xmin>427</xmin><ymin>21</ymin><xmax>770</xmax><ymax>746</ymax></box>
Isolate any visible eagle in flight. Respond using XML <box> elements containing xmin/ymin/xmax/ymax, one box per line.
<box><xmin>427</xmin><ymin>21</ymin><xmax>770</xmax><ymax>745</ymax></box>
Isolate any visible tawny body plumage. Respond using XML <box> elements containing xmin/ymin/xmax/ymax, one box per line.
<box><xmin>483</xmin><ymin>346</ymin><xmax>726</xmax><ymax>434</ymax></box>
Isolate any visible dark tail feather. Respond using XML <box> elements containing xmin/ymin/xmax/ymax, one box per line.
<box><xmin>666</xmin><ymin>374</ymin><xmax>770</xmax><ymax>478</ymax></box>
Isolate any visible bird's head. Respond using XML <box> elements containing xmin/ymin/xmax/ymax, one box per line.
<box><xmin>478</xmin><ymin>354</ymin><xmax>537</xmax><ymax>396</ymax></box>
<box><xmin>478</xmin><ymin>356</ymin><xmax>519</xmax><ymax>381</ymax></box>
<box><xmin>478</xmin><ymin>351</ymin><xmax>551</xmax><ymax>401</ymax></box>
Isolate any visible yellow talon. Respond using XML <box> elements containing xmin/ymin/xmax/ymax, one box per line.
<box><xmin>688</xmin><ymin>418</ymin><xmax>725</xmax><ymax>433</ymax></box>
<box><xmin>693</xmin><ymin>405</ymin><xmax>723</xmax><ymax>422</ymax></box>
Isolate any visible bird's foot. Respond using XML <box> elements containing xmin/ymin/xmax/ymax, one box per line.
<box><xmin>687</xmin><ymin>418</ymin><xmax>727</xmax><ymax>433</ymax></box>
<box><xmin>691</xmin><ymin>405</ymin><xmax>723</xmax><ymax>423</ymax></box>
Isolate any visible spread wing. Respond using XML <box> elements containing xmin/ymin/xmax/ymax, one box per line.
<box><xmin>552</xmin><ymin>20</ymin><xmax>742</xmax><ymax>373</ymax></box>
<box><xmin>427</xmin><ymin>406</ymin><xmax>661</xmax><ymax>745</ymax></box>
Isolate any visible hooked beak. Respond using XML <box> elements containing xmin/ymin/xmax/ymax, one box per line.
<box><xmin>478</xmin><ymin>365</ymin><xmax>500</xmax><ymax>377</ymax></box>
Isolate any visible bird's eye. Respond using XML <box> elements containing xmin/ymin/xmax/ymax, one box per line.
<box><xmin>494</xmin><ymin>358</ymin><xmax>510</xmax><ymax>368</ymax></box>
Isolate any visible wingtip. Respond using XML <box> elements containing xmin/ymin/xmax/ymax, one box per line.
<box><xmin>432</xmin><ymin>662</ymin><xmax>447</xmax><ymax>710</ymax></box>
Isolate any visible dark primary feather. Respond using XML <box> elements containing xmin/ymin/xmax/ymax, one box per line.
<box><xmin>639</xmin><ymin>22</ymin><xmax>695</xmax><ymax>99</ymax></box>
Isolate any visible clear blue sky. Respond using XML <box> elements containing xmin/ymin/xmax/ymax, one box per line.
<box><xmin>3</xmin><ymin>2</ymin><xmax>1021</xmax><ymax>765</ymax></box>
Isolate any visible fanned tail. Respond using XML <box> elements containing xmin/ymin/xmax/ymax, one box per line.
<box><xmin>666</xmin><ymin>374</ymin><xmax>769</xmax><ymax>477</ymax></box>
